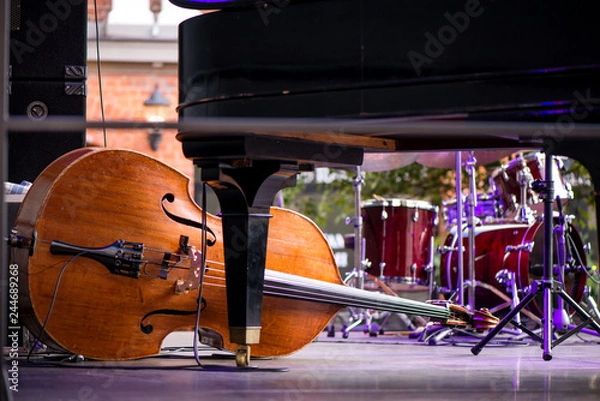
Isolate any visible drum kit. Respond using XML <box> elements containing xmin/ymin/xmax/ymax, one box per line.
<box><xmin>335</xmin><ymin>149</ymin><xmax>600</xmax><ymax>342</ymax></box>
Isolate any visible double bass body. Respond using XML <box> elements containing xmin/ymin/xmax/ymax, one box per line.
<box><xmin>12</xmin><ymin>148</ymin><xmax>343</xmax><ymax>360</ymax></box>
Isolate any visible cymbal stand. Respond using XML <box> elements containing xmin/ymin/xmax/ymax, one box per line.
<box><xmin>467</xmin><ymin>153</ymin><xmax>532</xmax><ymax>324</ymax></box>
<box><xmin>426</xmin><ymin>236</ymin><xmax>435</xmax><ymax>301</ymax></box>
<box><xmin>425</xmin><ymin>152</ymin><xmax>523</xmax><ymax>345</ymax></box>
<box><xmin>346</xmin><ymin>166</ymin><xmax>367</xmax><ymax>292</ymax></box>
<box><xmin>377</xmin><ymin>196</ymin><xmax>389</xmax><ymax>281</ymax></box>
<box><xmin>435</xmin><ymin>151</ymin><xmax>476</xmax><ymax>309</ymax></box>
<box><xmin>421</xmin><ymin>152</ymin><xmax>468</xmax><ymax>344</ymax></box>
<box><xmin>328</xmin><ymin>167</ymin><xmax>374</xmax><ymax>337</ymax></box>
<box><xmin>455</xmin><ymin>152</ymin><xmax>465</xmax><ymax>306</ymax></box>
<box><xmin>471</xmin><ymin>147</ymin><xmax>600</xmax><ymax>360</ymax></box>
<box><xmin>515</xmin><ymin>156</ymin><xmax>535</xmax><ymax>224</ymax></box>
<box><xmin>465</xmin><ymin>151</ymin><xmax>477</xmax><ymax>312</ymax></box>
<box><xmin>330</xmin><ymin>168</ymin><xmax>417</xmax><ymax>337</ymax></box>
<box><xmin>481</xmin><ymin>155</ymin><xmax>533</xmax><ymax>328</ymax></box>
<box><xmin>467</xmin><ymin>153</ymin><xmax>527</xmax><ymax>326</ymax></box>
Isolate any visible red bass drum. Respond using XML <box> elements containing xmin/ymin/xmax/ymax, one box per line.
<box><xmin>439</xmin><ymin>219</ymin><xmax>587</xmax><ymax>317</ymax></box>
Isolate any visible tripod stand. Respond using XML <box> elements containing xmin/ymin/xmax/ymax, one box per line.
<box><xmin>471</xmin><ymin>147</ymin><xmax>600</xmax><ymax>360</ymax></box>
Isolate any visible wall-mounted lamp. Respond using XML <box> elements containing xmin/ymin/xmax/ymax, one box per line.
<box><xmin>143</xmin><ymin>84</ymin><xmax>171</xmax><ymax>151</ymax></box>
<box><xmin>150</xmin><ymin>0</ymin><xmax>162</xmax><ymax>37</ymax></box>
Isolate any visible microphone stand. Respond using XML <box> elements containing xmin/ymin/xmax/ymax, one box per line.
<box><xmin>471</xmin><ymin>146</ymin><xmax>600</xmax><ymax>360</ymax></box>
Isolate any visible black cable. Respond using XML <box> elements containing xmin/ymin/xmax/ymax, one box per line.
<box><xmin>92</xmin><ymin>0</ymin><xmax>108</xmax><ymax>146</ymax></box>
<box><xmin>27</xmin><ymin>252</ymin><xmax>87</xmax><ymax>363</ymax></box>
<box><xmin>568</xmin><ymin>234</ymin><xmax>600</xmax><ymax>285</ymax></box>
<box><xmin>191</xmin><ymin>183</ymin><xmax>210</xmax><ymax>368</ymax></box>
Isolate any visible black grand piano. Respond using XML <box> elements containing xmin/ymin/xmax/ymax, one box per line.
<box><xmin>170</xmin><ymin>0</ymin><xmax>600</xmax><ymax>365</ymax></box>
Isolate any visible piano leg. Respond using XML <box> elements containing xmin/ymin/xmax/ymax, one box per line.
<box><xmin>200</xmin><ymin>161</ymin><xmax>297</xmax><ymax>366</ymax></box>
<box><xmin>179</xmin><ymin>134</ymin><xmax>363</xmax><ymax>366</ymax></box>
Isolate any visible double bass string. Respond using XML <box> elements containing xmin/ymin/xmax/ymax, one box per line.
<box><xmin>31</xmin><ymin>240</ymin><xmax>450</xmax><ymax>320</ymax></box>
<box><xmin>29</xmin><ymin>238</ymin><xmax>420</xmax><ymax>317</ymax></box>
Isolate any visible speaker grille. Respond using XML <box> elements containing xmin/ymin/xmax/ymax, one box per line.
<box><xmin>10</xmin><ymin>0</ymin><xmax>21</xmax><ymax>31</ymax></box>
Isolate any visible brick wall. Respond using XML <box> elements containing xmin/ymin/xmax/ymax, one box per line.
<box><xmin>88</xmin><ymin>0</ymin><xmax>112</xmax><ymax>22</ymax></box>
<box><xmin>86</xmin><ymin>67</ymin><xmax>194</xmax><ymax>179</ymax></box>
<box><xmin>86</xmin><ymin>1</ymin><xmax>195</xmax><ymax>181</ymax></box>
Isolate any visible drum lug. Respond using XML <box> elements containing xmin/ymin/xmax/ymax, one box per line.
<box><xmin>379</xmin><ymin>262</ymin><xmax>386</xmax><ymax>277</ymax></box>
<box><xmin>410</xmin><ymin>263</ymin><xmax>418</xmax><ymax>280</ymax></box>
<box><xmin>564</xmin><ymin>182</ymin><xmax>574</xmax><ymax>199</ymax></box>
<box><xmin>438</xmin><ymin>245</ymin><xmax>464</xmax><ymax>255</ymax></box>
<box><xmin>505</xmin><ymin>242</ymin><xmax>534</xmax><ymax>253</ymax></box>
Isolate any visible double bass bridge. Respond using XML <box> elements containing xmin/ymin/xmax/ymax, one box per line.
<box><xmin>174</xmin><ymin>241</ymin><xmax>204</xmax><ymax>294</ymax></box>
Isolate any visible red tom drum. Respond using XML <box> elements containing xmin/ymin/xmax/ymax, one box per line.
<box><xmin>362</xmin><ymin>199</ymin><xmax>438</xmax><ymax>285</ymax></box>
<box><xmin>439</xmin><ymin>219</ymin><xmax>587</xmax><ymax>316</ymax></box>
<box><xmin>442</xmin><ymin>193</ymin><xmax>503</xmax><ymax>227</ymax></box>
<box><xmin>492</xmin><ymin>152</ymin><xmax>573</xmax><ymax>215</ymax></box>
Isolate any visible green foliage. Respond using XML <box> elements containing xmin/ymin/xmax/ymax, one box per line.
<box><xmin>562</xmin><ymin>160</ymin><xmax>599</xmax><ymax>298</ymax></box>
<box><xmin>282</xmin><ymin>162</ymin><xmax>491</xmax><ymax>227</ymax></box>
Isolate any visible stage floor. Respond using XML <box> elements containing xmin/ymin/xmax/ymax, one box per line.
<box><xmin>8</xmin><ymin>327</ymin><xmax>600</xmax><ymax>401</ymax></box>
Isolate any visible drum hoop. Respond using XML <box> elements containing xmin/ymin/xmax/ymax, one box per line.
<box><xmin>442</xmin><ymin>194</ymin><xmax>499</xmax><ymax>205</ymax></box>
<box><xmin>492</xmin><ymin>151</ymin><xmax>548</xmax><ymax>175</ymax></box>
<box><xmin>362</xmin><ymin>198</ymin><xmax>438</xmax><ymax>212</ymax></box>
<box><xmin>447</xmin><ymin>222</ymin><xmax>529</xmax><ymax>238</ymax></box>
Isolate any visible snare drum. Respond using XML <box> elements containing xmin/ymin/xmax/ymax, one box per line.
<box><xmin>492</xmin><ymin>152</ymin><xmax>573</xmax><ymax>214</ymax></box>
<box><xmin>362</xmin><ymin>199</ymin><xmax>438</xmax><ymax>285</ymax></box>
<box><xmin>439</xmin><ymin>219</ymin><xmax>586</xmax><ymax>316</ymax></box>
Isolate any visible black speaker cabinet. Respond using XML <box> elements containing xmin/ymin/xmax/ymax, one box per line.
<box><xmin>8</xmin><ymin>0</ymin><xmax>87</xmax><ymax>184</ymax></box>
<box><xmin>8</xmin><ymin>80</ymin><xmax>86</xmax><ymax>183</ymax></box>
<box><xmin>9</xmin><ymin>0</ymin><xmax>87</xmax><ymax>81</ymax></box>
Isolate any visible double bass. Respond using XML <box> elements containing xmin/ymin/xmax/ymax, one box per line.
<box><xmin>10</xmin><ymin>148</ymin><xmax>485</xmax><ymax>361</ymax></box>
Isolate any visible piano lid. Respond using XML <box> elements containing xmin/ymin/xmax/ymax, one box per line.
<box><xmin>169</xmin><ymin>0</ymin><xmax>355</xmax><ymax>10</ymax></box>
<box><xmin>177</xmin><ymin>0</ymin><xmax>600</xmax><ymax>123</ymax></box>
<box><xmin>169</xmin><ymin>0</ymin><xmax>291</xmax><ymax>9</ymax></box>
